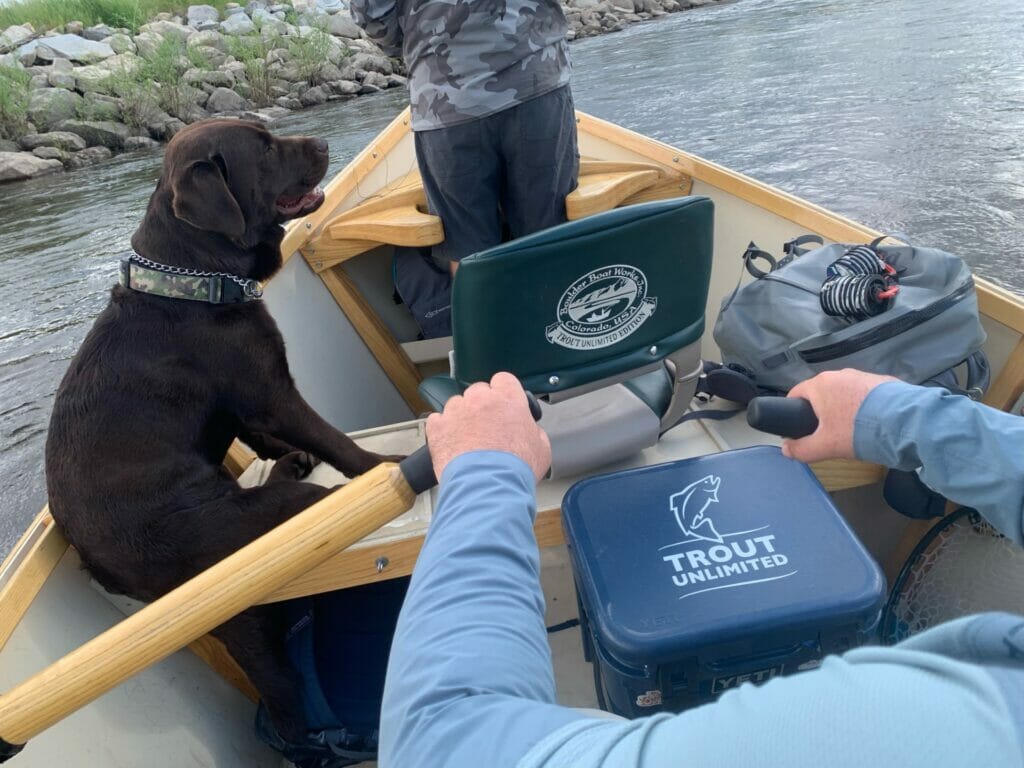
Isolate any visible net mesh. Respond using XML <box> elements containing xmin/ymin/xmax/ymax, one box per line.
<box><xmin>882</xmin><ymin>510</ymin><xmax>1024</xmax><ymax>644</ymax></box>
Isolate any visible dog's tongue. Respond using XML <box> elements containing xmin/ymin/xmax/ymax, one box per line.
<box><xmin>276</xmin><ymin>186</ymin><xmax>324</xmax><ymax>217</ymax></box>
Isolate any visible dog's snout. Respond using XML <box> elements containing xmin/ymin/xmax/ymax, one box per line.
<box><xmin>312</xmin><ymin>138</ymin><xmax>328</xmax><ymax>155</ymax></box>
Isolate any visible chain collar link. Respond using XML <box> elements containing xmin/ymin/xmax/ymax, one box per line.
<box><xmin>127</xmin><ymin>251</ymin><xmax>263</xmax><ymax>299</ymax></box>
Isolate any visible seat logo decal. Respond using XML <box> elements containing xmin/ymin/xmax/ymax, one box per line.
<box><xmin>546</xmin><ymin>264</ymin><xmax>657</xmax><ymax>350</ymax></box>
<box><xmin>660</xmin><ymin>475</ymin><xmax>797</xmax><ymax>600</ymax></box>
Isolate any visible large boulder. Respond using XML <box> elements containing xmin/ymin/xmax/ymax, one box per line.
<box><xmin>133</xmin><ymin>31</ymin><xmax>165</xmax><ymax>60</ymax></box>
<box><xmin>142</xmin><ymin>20</ymin><xmax>193</xmax><ymax>42</ymax></box>
<box><xmin>206</xmin><ymin>86</ymin><xmax>248</xmax><ymax>112</ymax></box>
<box><xmin>350</xmin><ymin>51</ymin><xmax>393</xmax><ymax>76</ymax></box>
<box><xmin>328</xmin><ymin>79</ymin><xmax>360</xmax><ymax>96</ymax></box>
<box><xmin>104</xmin><ymin>34</ymin><xmax>136</xmax><ymax>55</ymax></box>
<box><xmin>187</xmin><ymin>29</ymin><xmax>227</xmax><ymax>51</ymax></box>
<box><xmin>187</xmin><ymin>5</ymin><xmax>222</xmax><ymax>27</ymax></box>
<box><xmin>66</xmin><ymin>145</ymin><xmax>112</xmax><ymax>169</ymax></box>
<box><xmin>299</xmin><ymin>85</ymin><xmax>329</xmax><ymax>106</ymax></box>
<box><xmin>27</xmin><ymin>88</ymin><xmax>83</xmax><ymax>132</ymax></box>
<box><xmin>254</xmin><ymin>11</ymin><xmax>290</xmax><ymax>35</ymax></box>
<box><xmin>82</xmin><ymin>24</ymin><xmax>117</xmax><ymax>41</ymax></box>
<box><xmin>32</xmin><ymin>145</ymin><xmax>68</xmax><ymax>163</ymax></box>
<box><xmin>124</xmin><ymin>136</ymin><xmax>161</xmax><ymax>151</ymax></box>
<box><xmin>20</xmin><ymin>131</ymin><xmax>87</xmax><ymax>151</ymax></box>
<box><xmin>192</xmin><ymin>45</ymin><xmax>229</xmax><ymax>66</ymax></box>
<box><xmin>75</xmin><ymin>53</ymin><xmax>142</xmax><ymax>94</ymax></box>
<box><xmin>147</xmin><ymin>116</ymin><xmax>186</xmax><ymax>141</ymax></box>
<box><xmin>34</xmin><ymin>34</ymin><xmax>115</xmax><ymax>64</ymax></box>
<box><xmin>0</xmin><ymin>24</ymin><xmax>35</xmax><ymax>54</ymax></box>
<box><xmin>57</xmin><ymin>119</ymin><xmax>130</xmax><ymax>149</ymax></box>
<box><xmin>316</xmin><ymin>0</ymin><xmax>345</xmax><ymax>13</ymax></box>
<box><xmin>221</xmin><ymin>13</ymin><xmax>255</xmax><ymax>35</ymax></box>
<box><xmin>185</xmin><ymin>68</ymin><xmax>235</xmax><ymax>88</ymax></box>
<box><xmin>81</xmin><ymin>92</ymin><xmax>123</xmax><ymax>122</ymax></box>
<box><xmin>326</xmin><ymin>13</ymin><xmax>362</xmax><ymax>39</ymax></box>
<box><xmin>0</xmin><ymin>151</ymin><xmax>63</xmax><ymax>182</ymax></box>
<box><xmin>47</xmin><ymin>69</ymin><xmax>77</xmax><ymax>89</ymax></box>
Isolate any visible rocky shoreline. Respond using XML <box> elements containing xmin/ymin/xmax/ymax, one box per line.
<box><xmin>0</xmin><ymin>0</ymin><xmax>725</xmax><ymax>184</ymax></box>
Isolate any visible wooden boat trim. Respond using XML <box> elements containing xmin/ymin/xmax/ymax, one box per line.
<box><xmin>984</xmin><ymin>336</ymin><xmax>1024</xmax><ymax>411</ymax></box>
<box><xmin>0</xmin><ymin>510</ymin><xmax>68</xmax><ymax>653</ymax></box>
<box><xmin>280</xmin><ymin>108</ymin><xmax>414</xmax><ymax>262</ymax></box>
<box><xmin>265</xmin><ymin>506</ymin><xmax>565</xmax><ymax>602</ymax></box>
<box><xmin>566</xmin><ymin>168</ymin><xmax>662</xmax><ymax>220</ymax></box>
<box><xmin>320</xmin><ymin>266</ymin><xmax>429</xmax><ymax>414</ymax></box>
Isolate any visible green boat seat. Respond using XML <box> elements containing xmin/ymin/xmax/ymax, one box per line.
<box><xmin>419</xmin><ymin>196</ymin><xmax>714</xmax><ymax>478</ymax></box>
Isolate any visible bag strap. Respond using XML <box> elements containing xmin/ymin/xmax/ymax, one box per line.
<box><xmin>780</xmin><ymin>234</ymin><xmax>824</xmax><ymax>262</ymax></box>
<box><xmin>721</xmin><ymin>242</ymin><xmax>776</xmax><ymax>314</ymax></box>
<box><xmin>741</xmin><ymin>241</ymin><xmax>778</xmax><ymax>279</ymax></box>
<box><xmin>921</xmin><ymin>351</ymin><xmax>991</xmax><ymax>401</ymax></box>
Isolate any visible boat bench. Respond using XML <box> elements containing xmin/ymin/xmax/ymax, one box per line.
<box><xmin>298</xmin><ymin>159</ymin><xmax>693</xmax><ymax>274</ymax></box>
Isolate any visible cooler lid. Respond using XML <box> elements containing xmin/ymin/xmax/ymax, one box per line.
<box><xmin>561</xmin><ymin>446</ymin><xmax>885</xmax><ymax>667</ymax></box>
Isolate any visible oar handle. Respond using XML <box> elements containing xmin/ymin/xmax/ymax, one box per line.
<box><xmin>400</xmin><ymin>391</ymin><xmax>543</xmax><ymax>493</ymax></box>
<box><xmin>746</xmin><ymin>396</ymin><xmax>819</xmax><ymax>439</ymax></box>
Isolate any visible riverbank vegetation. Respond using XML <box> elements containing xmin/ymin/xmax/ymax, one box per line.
<box><xmin>0</xmin><ymin>0</ymin><xmax>233</xmax><ymax>34</ymax></box>
<box><xmin>0</xmin><ymin>64</ymin><xmax>30</xmax><ymax>139</ymax></box>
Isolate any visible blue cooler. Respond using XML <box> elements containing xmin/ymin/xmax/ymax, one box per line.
<box><xmin>561</xmin><ymin>446</ymin><xmax>886</xmax><ymax>717</ymax></box>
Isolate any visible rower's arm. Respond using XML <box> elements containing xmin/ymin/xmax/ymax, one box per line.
<box><xmin>378</xmin><ymin>451</ymin><xmax>588</xmax><ymax>768</ymax></box>
<box><xmin>379</xmin><ymin>452</ymin><xmax>1023</xmax><ymax>768</ymax></box>
<box><xmin>350</xmin><ymin>0</ymin><xmax>404</xmax><ymax>56</ymax></box>
<box><xmin>854</xmin><ymin>381</ymin><xmax>1024</xmax><ymax>545</ymax></box>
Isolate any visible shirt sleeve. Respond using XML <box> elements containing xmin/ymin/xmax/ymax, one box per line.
<box><xmin>517</xmin><ymin>639</ymin><xmax>1022</xmax><ymax>768</ymax></box>
<box><xmin>349</xmin><ymin>0</ymin><xmax>403</xmax><ymax>57</ymax></box>
<box><xmin>853</xmin><ymin>381</ymin><xmax>1024</xmax><ymax>544</ymax></box>
<box><xmin>378</xmin><ymin>451</ymin><xmax>589</xmax><ymax>768</ymax></box>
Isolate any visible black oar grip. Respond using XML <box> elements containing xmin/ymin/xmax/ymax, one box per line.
<box><xmin>746</xmin><ymin>396</ymin><xmax>819</xmax><ymax>439</ymax></box>
<box><xmin>399</xmin><ymin>391</ymin><xmax>543</xmax><ymax>494</ymax></box>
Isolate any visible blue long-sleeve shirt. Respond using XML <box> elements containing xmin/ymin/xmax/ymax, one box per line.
<box><xmin>379</xmin><ymin>382</ymin><xmax>1024</xmax><ymax>768</ymax></box>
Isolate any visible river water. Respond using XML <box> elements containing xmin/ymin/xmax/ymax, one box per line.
<box><xmin>1</xmin><ymin>0</ymin><xmax>1023</xmax><ymax>555</ymax></box>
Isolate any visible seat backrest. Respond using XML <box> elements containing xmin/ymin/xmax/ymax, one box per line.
<box><xmin>451</xmin><ymin>196</ymin><xmax>714</xmax><ymax>395</ymax></box>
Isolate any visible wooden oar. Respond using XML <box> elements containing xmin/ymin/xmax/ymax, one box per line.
<box><xmin>0</xmin><ymin>462</ymin><xmax>408</xmax><ymax>760</ymax></box>
<box><xmin>0</xmin><ymin>393</ymin><xmax>541</xmax><ymax>762</ymax></box>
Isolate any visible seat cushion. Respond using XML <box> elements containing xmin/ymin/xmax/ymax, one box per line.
<box><xmin>418</xmin><ymin>375</ymin><xmax>466</xmax><ymax>412</ymax></box>
<box><xmin>622</xmin><ymin>366</ymin><xmax>673</xmax><ymax>418</ymax></box>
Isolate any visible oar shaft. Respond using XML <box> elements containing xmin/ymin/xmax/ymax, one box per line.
<box><xmin>0</xmin><ymin>463</ymin><xmax>415</xmax><ymax>749</ymax></box>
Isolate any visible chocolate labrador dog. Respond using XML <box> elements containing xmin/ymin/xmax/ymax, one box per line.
<box><xmin>45</xmin><ymin>119</ymin><xmax>399</xmax><ymax>743</ymax></box>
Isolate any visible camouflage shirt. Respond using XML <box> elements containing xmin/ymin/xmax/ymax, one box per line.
<box><xmin>351</xmin><ymin>0</ymin><xmax>572</xmax><ymax>131</ymax></box>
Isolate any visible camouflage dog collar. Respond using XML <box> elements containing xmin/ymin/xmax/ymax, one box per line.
<box><xmin>120</xmin><ymin>252</ymin><xmax>263</xmax><ymax>304</ymax></box>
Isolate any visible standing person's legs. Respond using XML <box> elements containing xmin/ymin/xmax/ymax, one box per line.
<box><xmin>500</xmin><ymin>86</ymin><xmax>580</xmax><ymax>239</ymax></box>
<box><xmin>414</xmin><ymin>119</ymin><xmax>505</xmax><ymax>272</ymax></box>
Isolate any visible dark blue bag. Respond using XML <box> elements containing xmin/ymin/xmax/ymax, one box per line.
<box><xmin>256</xmin><ymin>577</ymin><xmax>410</xmax><ymax>768</ymax></box>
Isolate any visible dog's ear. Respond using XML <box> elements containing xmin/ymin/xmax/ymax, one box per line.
<box><xmin>170</xmin><ymin>158</ymin><xmax>246</xmax><ymax>241</ymax></box>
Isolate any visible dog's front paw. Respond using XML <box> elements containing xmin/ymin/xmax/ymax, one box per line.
<box><xmin>268</xmin><ymin>451</ymin><xmax>321</xmax><ymax>482</ymax></box>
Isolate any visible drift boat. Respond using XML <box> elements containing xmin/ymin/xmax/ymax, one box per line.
<box><xmin>2</xmin><ymin>108</ymin><xmax>1023</xmax><ymax>767</ymax></box>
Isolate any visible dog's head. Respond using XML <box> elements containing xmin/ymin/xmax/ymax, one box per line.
<box><xmin>136</xmin><ymin>119</ymin><xmax>329</xmax><ymax>280</ymax></box>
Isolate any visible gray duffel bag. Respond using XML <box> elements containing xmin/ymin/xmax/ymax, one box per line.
<box><xmin>712</xmin><ymin>236</ymin><xmax>989</xmax><ymax>395</ymax></box>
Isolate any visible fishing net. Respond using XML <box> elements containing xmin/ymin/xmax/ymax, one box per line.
<box><xmin>881</xmin><ymin>508</ymin><xmax>1024</xmax><ymax>644</ymax></box>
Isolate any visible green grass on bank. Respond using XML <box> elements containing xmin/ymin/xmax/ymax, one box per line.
<box><xmin>0</xmin><ymin>64</ymin><xmax>30</xmax><ymax>139</ymax></box>
<box><xmin>0</xmin><ymin>0</ymin><xmax>235</xmax><ymax>34</ymax></box>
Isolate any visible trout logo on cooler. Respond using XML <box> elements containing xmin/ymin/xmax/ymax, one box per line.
<box><xmin>659</xmin><ymin>475</ymin><xmax>797</xmax><ymax>600</ymax></box>
<box><xmin>546</xmin><ymin>264</ymin><xmax>657</xmax><ymax>350</ymax></box>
